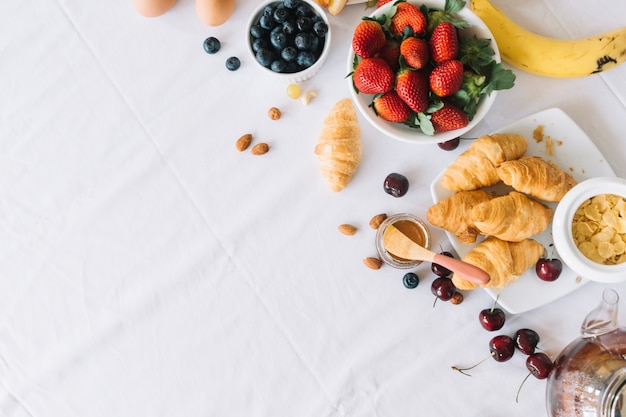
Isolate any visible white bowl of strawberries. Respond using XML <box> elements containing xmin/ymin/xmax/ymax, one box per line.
<box><xmin>347</xmin><ymin>0</ymin><xmax>514</xmax><ymax>144</ymax></box>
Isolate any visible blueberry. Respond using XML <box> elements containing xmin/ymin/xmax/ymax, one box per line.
<box><xmin>296</xmin><ymin>51</ymin><xmax>315</xmax><ymax>68</ymax></box>
<box><xmin>259</xmin><ymin>14</ymin><xmax>276</xmax><ymax>30</ymax></box>
<box><xmin>295</xmin><ymin>3</ymin><xmax>313</xmax><ymax>16</ymax></box>
<box><xmin>282</xmin><ymin>20</ymin><xmax>297</xmax><ymax>36</ymax></box>
<box><xmin>271</xmin><ymin>59</ymin><xmax>288</xmax><ymax>72</ymax></box>
<box><xmin>283</xmin><ymin>0</ymin><xmax>301</xmax><ymax>8</ymax></box>
<box><xmin>281</xmin><ymin>46</ymin><xmax>298</xmax><ymax>63</ymax></box>
<box><xmin>225</xmin><ymin>56</ymin><xmax>240</xmax><ymax>71</ymax></box>
<box><xmin>270</xmin><ymin>30</ymin><xmax>288</xmax><ymax>50</ymax></box>
<box><xmin>252</xmin><ymin>37</ymin><xmax>269</xmax><ymax>53</ymax></box>
<box><xmin>202</xmin><ymin>36</ymin><xmax>221</xmax><ymax>54</ymax></box>
<box><xmin>262</xmin><ymin>4</ymin><xmax>274</xmax><ymax>16</ymax></box>
<box><xmin>403</xmin><ymin>272</ymin><xmax>419</xmax><ymax>289</ymax></box>
<box><xmin>296</xmin><ymin>16</ymin><xmax>312</xmax><ymax>31</ymax></box>
<box><xmin>273</xmin><ymin>6</ymin><xmax>290</xmax><ymax>23</ymax></box>
<box><xmin>313</xmin><ymin>21</ymin><xmax>328</xmax><ymax>37</ymax></box>
<box><xmin>250</xmin><ymin>25</ymin><xmax>267</xmax><ymax>39</ymax></box>
<box><xmin>309</xmin><ymin>35</ymin><xmax>320</xmax><ymax>52</ymax></box>
<box><xmin>255</xmin><ymin>48</ymin><xmax>274</xmax><ymax>67</ymax></box>
<box><xmin>294</xmin><ymin>32</ymin><xmax>312</xmax><ymax>50</ymax></box>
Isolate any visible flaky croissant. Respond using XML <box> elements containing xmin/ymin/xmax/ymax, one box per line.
<box><xmin>471</xmin><ymin>191</ymin><xmax>554</xmax><ymax>242</ymax></box>
<box><xmin>440</xmin><ymin>133</ymin><xmax>528</xmax><ymax>191</ymax></box>
<box><xmin>426</xmin><ymin>190</ymin><xmax>493</xmax><ymax>244</ymax></box>
<box><xmin>497</xmin><ymin>156</ymin><xmax>577</xmax><ymax>202</ymax></box>
<box><xmin>314</xmin><ymin>98</ymin><xmax>361</xmax><ymax>192</ymax></box>
<box><xmin>452</xmin><ymin>237</ymin><xmax>544</xmax><ymax>290</ymax></box>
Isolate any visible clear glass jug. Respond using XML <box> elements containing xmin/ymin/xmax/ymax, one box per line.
<box><xmin>546</xmin><ymin>288</ymin><xmax>626</xmax><ymax>417</ymax></box>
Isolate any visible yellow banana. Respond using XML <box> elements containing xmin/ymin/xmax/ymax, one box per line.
<box><xmin>469</xmin><ymin>0</ymin><xmax>626</xmax><ymax>77</ymax></box>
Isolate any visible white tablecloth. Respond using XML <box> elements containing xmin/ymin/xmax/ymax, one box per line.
<box><xmin>1</xmin><ymin>0</ymin><xmax>626</xmax><ymax>416</ymax></box>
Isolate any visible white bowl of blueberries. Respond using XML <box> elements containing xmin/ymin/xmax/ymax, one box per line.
<box><xmin>246</xmin><ymin>0</ymin><xmax>331</xmax><ymax>83</ymax></box>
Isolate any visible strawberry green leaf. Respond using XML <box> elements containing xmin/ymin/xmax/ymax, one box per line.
<box><xmin>459</xmin><ymin>34</ymin><xmax>494</xmax><ymax>73</ymax></box>
<box><xmin>417</xmin><ymin>112</ymin><xmax>435</xmax><ymax>135</ymax></box>
<box><xmin>481</xmin><ymin>61</ymin><xmax>516</xmax><ymax>95</ymax></box>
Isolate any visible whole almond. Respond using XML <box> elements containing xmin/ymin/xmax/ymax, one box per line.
<box><xmin>251</xmin><ymin>142</ymin><xmax>269</xmax><ymax>155</ymax></box>
<box><xmin>235</xmin><ymin>133</ymin><xmax>252</xmax><ymax>152</ymax></box>
<box><xmin>363</xmin><ymin>257</ymin><xmax>383</xmax><ymax>270</ymax></box>
<box><xmin>338</xmin><ymin>224</ymin><xmax>357</xmax><ymax>236</ymax></box>
<box><xmin>369</xmin><ymin>213</ymin><xmax>387</xmax><ymax>229</ymax></box>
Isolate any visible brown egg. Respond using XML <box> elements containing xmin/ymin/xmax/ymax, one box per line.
<box><xmin>133</xmin><ymin>0</ymin><xmax>177</xmax><ymax>17</ymax></box>
<box><xmin>196</xmin><ymin>0</ymin><xmax>235</xmax><ymax>26</ymax></box>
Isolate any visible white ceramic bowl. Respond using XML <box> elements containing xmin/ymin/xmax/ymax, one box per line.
<box><xmin>552</xmin><ymin>176</ymin><xmax>626</xmax><ymax>283</ymax></box>
<box><xmin>246</xmin><ymin>0</ymin><xmax>331</xmax><ymax>84</ymax></box>
<box><xmin>347</xmin><ymin>0</ymin><xmax>499</xmax><ymax>144</ymax></box>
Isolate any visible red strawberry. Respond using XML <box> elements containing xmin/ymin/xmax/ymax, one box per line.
<box><xmin>429</xmin><ymin>59</ymin><xmax>463</xmax><ymax>97</ymax></box>
<box><xmin>352</xmin><ymin>19</ymin><xmax>387</xmax><ymax>58</ymax></box>
<box><xmin>400</xmin><ymin>37</ymin><xmax>429</xmax><ymax>70</ymax></box>
<box><xmin>376</xmin><ymin>39</ymin><xmax>401</xmax><ymax>71</ymax></box>
<box><xmin>353</xmin><ymin>58</ymin><xmax>394</xmax><ymax>94</ymax></box>
<box><xmin>396</xmin><ymin>68</ymin><xmax>429</xmax><ymax>113</ymax></box>
<box><xmin>377</xmin><ymin>0</ymin><xmax>393</xmax><ymax>7</ymax></box>
<box><xmin>390</xmin><ymin>2</ymin><xmax>427</xmax><ymax>36</ymax></box>
<box><xmin>430</xmin><ymin>102</ymin><xmax>469</xmax><ymax>132</ymax></box>
<box><xmin>372</xmin><ymin>91</ymin><xmax>412</xmax><ymax>123</ymax></box>
<box><xmin>429</xmin><ymin>21</ymin><xmax>459</xmax><ymax>63</ymax></box>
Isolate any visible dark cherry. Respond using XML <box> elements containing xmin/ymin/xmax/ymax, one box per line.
<box><xmin>526</xmin><ymin>352</ymin><xmax>553</xmax><ymax>379</ymax></box>
<box><xmin>431</xmin><ymin>277</ymin><xmax>456</xmax><ymax>301</ymax></box>
<box><xmin>514</xmin><ymin>328</ymin><xmax>540</xmax><ymax>355</ymax></box>
<box><xmin>516</xmin><ymin>352</ymin><xmax>555</xmax><ymax>402</ymax></box>
<box><xmin>431</xmin><ymin>251</ymin><xmax>454</xmax><ymax>277</ymax></box>
<box><xmin>437</xmin><ymin>137</ymin><xmax>460</xmax><ymax>151</ymax></box>
<box><xmin>452</xmin><ymin>333</ymin><xmax>515</xmax><ymax>376</ymax></box>
<box><xmin>536</xmin><ymin>257</ymin><xmax>563</xmax><ymax>281</ymax></box>
<box><xmin>489</xmin><ymin>335</ymin><xmax>515</xmax><ymax>362</ymax></box>
<box><xmin>479</xmin><ymin>305</ymin><xmax>506</xmax><ymax>332</ymax></box>
<box><xmin>383</xmin><ymin>173</ymin><xmax>409</xmax><ymax>197</ymax></box>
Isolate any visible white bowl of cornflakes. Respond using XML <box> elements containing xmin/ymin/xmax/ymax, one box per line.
<box><xmin>553</xmin><ymin>176</ymin><xmax>626</xmax><ymax>283</ymax></box>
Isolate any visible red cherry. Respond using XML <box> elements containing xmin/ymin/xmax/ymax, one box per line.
<box><xmin>514</xmin><ymin>328</ymin><xmax>540</xmax><ymax>355</ymax></box>
<box><xmin>437</xmin><ymin>137</ymin><xmax>460</xmax><ymax>151</ymax></box>
<box><xmin>536</xmin><ymin>257</ymin><xmax>562</xmax><ymax>281</ymax></box>
<box><xmin>479</xmin><ymin>306</ymin><xmax>506</xmax><ymax>331</ymax></box>
<box><xmin>489</xmin><ymin>335</ymin><xmax>515</xmax><ymax>362</ymax></box>
<box><xmin>526</xmin><ymin>352</ymin><xmax>553</xmax><ymax>379</ymax></box>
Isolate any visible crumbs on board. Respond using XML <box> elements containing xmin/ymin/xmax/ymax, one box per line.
<box><xmin>533</xmin><ymin>124</ymin><xmax>563</xmax><ymax>156</ymax></box>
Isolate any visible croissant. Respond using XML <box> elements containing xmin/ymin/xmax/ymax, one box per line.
<box><xmin>452</xmin><ymin>237</ymin><xmax>544</xmax><ymax>290</ymax></box>
<box><xmin>426</xmin><ymin>190</ymin><xmax>494</xmax><ymax>244</ymax></box>
<box><xmin>314</xmin><ymin>98</ymin><xmax>361</xmax><ymax>192</ymax></box>
<box><xmin>471</xmin><ymin>191</ymin><xmax>554</xmax><ymax>242</ymax></box>
<box><xmin>440</xmin><ymin>133</ymin><xmax>528</xmax><ymax>191</ymax></box>
<box><xmin>497</xmin><ymin>156</ymin><xmax>577</xmax><ymax>202</ymax></box>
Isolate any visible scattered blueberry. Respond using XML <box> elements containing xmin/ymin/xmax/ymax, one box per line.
<box><xmin>203</xmin><ymin>37</ymin><xmax>221</xmax><ymax>54</ymax></box>
<box><xmin>225</xmin><ymin>56</ymin><xmax>241</xmax><ymax>71</ymax></box>
<box><xmin>403</xmin><ymin>272</ymin><xmax>419</xmax><ymax>289</ymax></box>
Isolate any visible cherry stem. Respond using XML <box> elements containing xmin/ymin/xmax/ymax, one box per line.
<box><xmin>515</xmin><ymin>371</ymin><xmax>532</xmax><ymax>403</ymax></box>
<box><xmin>451</xmin><ymin>352</ymin><xmax>494</xmax><ymax>376</ymax></box>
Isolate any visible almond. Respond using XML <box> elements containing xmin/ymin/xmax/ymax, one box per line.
<box><xmin>235</xmin><ymin>133</ymin><xmax>252</xmax><ymax>152</ymax></box>
<box><xmin>338</xmin><ymin>224</ymin><xmax>357</xmax><ymax>236</ymax></box>
<box><xmin>251</xmin><ymin>142</ymin><xmax>269</xmax><ymax>155</ymax></box>
<box><xmin>363</xmin><ymin>257</ymin><xmax>383</xmax><ymax>270</ymax></box>
<box><xmin>369</xmin><ymin>213</ymin><xmax>387</xmax><ymax>229</ymax></box>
